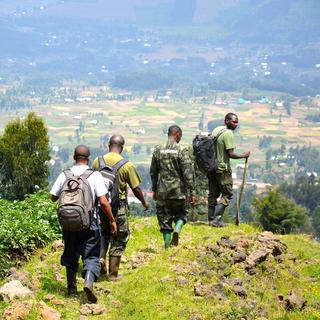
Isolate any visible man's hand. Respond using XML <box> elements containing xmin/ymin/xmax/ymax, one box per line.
<box><xmin>152</xmin><ymin>191</ymin><xmax>158</xmax><ymax>201</ymax></box>
<box><xmin>242</xmin><ymin>151</ymin><xmax>251</xmax><ymax>158</ymax></box>
<box><xmin>110</xmin><ymin>221</ymin><xmax>117</xmax><ymax>234</ymax></box>
<box><xmin>143</xmin><ymin>201</ymin><xmax>149</xmax><ymax>211</ymax></box>
<box><xmin>189</xmin><ymin>194</ymin><xmax>196</xmax><ymax>206</ymax></box>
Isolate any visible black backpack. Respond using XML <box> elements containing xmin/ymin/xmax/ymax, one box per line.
<box><xmin>58</xmin><ymin>169</ymin><xmax>94</xmax><ymax>232</ymax></box>
<box><xmin>97</xmin><ymin>156</ymin><xmax>128</xmax><ymax>213</ymax></box>
<box><xmin>192</xmin><ymin>129</ymin><xmax>226</xmax><ymax>174</ymax></box>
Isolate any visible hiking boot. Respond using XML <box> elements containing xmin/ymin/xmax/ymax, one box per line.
<box><xmin>208</xmin><ymin>205</ymin><xmax>216</xmax><ymax>225</ymax></box>
<box><xmin>171</xmin><ymin>231</ymin><xmax>179</xmax><ymax>246</ymax></box>
<box><xmin>83</xmin><ymin>271</ymin><xmax>97</xmax><ymax>303</ymax></box>
<box><xmin>170</xmin><ymin>219</ymin><xmax>184</xmax><ymax>247</ymax></box>
<box><xmin>163</xmin><ymin>231</ymin><xmax>172</xmax><ymax>249</ymax></box>
<box><xmin>108</xmin><ymin>256</ymin><xmax>122</xmax><ymax>281</ymax></box>
<box><xmin>66</xmin><ymin>267</ymin><xmax>77</xmax><ymax>296</ymax></box>
<box><xmin>209</xmin><ymin>204</ymin><xmax>226</xmax><ymax>227</ymax></box>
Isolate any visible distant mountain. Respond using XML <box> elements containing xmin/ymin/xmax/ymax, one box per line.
<box><xmin>216</xmin><ymin>0</ymin><xmax>320</xmax><ymax>43</ymax></box>
<box><xmin>1</xmin><ymin>0</ymin><xmax>318</xmax><ymax>43</ymax></box>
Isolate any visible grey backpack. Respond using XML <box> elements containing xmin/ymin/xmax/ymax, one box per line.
<box><xmin>97</xmin><ymin>156</ymin><xmax>128</xmax><ymax>214</ymax></box>
<box><xmin>58</xmin><ymin>169</ymin><xmax>94</xmax><ymax>232</ymax></box>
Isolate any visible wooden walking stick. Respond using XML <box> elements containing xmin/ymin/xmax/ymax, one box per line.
<box><xmin>236</xmin><ymin>157</ymin><xmax>248</xmax><ymax>226</ymax></box>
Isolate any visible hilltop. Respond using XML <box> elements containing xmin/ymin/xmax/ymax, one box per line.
<box><xmin>0</xmin><ymin>217</ymin><xmax>319</xmax><ymax>319</ymax></box>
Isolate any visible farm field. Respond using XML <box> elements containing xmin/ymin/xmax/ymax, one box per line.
<box><xmin>0</xmin><ymin>96</ymin><xmax>319</xmax><ymax>167</ymax></box>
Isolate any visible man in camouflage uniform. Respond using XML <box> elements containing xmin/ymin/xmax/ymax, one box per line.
<box><xmin>208</xmin><ymin>113</ymin><xmax>250</xmax><ymax>227</ymax></box>
<box><xmin>92</xmin><ymin>135</ymin><xmax>149</xmax><ymax>280</ymax></box>
<box><xmin>150</xmin><ymin>125</ymin><xmax>195</xmax><ymax>248</ymax></box>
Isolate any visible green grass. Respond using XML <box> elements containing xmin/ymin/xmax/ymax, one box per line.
<box><xmin>1</xmin><ymin>218</ymin><xmax>320</xmax><ymax>319</ymax></box>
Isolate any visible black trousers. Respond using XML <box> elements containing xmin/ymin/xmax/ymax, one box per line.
<box><xmin>61</xmin><ymin>217</ymin><xmax>101</xmax><ymax>279</ymax></box>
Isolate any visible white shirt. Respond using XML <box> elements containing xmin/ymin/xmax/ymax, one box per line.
<box><xmin>50</xmin><ymin>165</ymin><xmax>107</xmax><ymax>201</ymax></box>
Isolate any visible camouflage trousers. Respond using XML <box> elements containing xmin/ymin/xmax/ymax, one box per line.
<box><xmin>156</xmin><ymin>199</ymin><xmax>187</xmax><ymax>233</ymax></box>
<box><xmin>208</xmin><ymin>170</ymin><xmax>233</xmax><ymax>207</ymax></box>
<box><xmin>99</xmin><ymin>204</ymin><xmax>130</xmax><ymax>257</ymax></box>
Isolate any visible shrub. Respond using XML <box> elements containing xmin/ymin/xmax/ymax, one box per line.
<box><xmin>252</xmin><ymin>187</ymin><xmax>308</xmax><ymax>234</ymax></box>
<box><xmin>0</xmin><ymin>190</ymin><xmax>60</xmax><ymax>276</ymax></box>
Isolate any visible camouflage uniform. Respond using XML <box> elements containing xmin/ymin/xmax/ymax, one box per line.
<box><xmin>150</xmin><ymin>140</ymin><xmax>195</xmax><ymax>232</ymax></box>
<box><xmin>98</xmin><ymin>203</ymin><xmax>129</xmax><ymax>257</ymax></box>
<box><xmin>92</xmin><ymin>153</ymin><xmax>141</xmax><ymax>257</ymax></box>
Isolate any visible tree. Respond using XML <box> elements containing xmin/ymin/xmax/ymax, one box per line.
<box><xmin>0</xmin><ymin>112</ymin><xmax>50</xmax><ymax>200</ymax></box>
<box><xmin>253</xmin><ymin>187</ymin><xmax>308</xmax><ymax>234</ymax></box>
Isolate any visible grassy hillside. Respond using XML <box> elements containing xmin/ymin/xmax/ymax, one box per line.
<box><xmin>1</xmin><ymin>217</ymin><xmax>319</xmax><ymax>319</ymax></box>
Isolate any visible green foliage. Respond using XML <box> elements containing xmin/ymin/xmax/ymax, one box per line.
<box><xmin>0</xmin><ymin>190</ymin><xmax>60</xmax><ymax>277</ymax></box>
<box><xmin>280</xmin><ymin>175</ymin><xmax>320</xmax><ymax>213</ymax></box>
<box><xmin>0</xmin><ymin>112</ymin><xmax>50</xmax><ymax>200</ymax></box>
<box><xmin>253</xmin><ymin>187</ymin><xmax>308</xmax><ymax>234</ymax></box>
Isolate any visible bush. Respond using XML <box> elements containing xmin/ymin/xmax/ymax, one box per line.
<box><xmin>253</xmin><ymin>187</ymin><xmax>308</xmax><ymax>234</ymax></box>
<box><xmin>0</xmin><ymin>190</ymin><xmax>60</xmax><ymax>276</ymax></box>
<box><xmin>0</xmin><ymin>112</ymin><xmax>50</xmax><ymax>200</ymax></box>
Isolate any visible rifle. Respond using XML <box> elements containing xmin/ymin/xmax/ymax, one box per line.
<box><xmin>236</xmin><ymin>157</ymin><xmax>248</xmax><ymax>226</ymax></box>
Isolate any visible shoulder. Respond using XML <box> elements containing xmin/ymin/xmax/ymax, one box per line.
<box><xmin>152</xmin><ymin>145</ymin><xmax>162</xmax><ymax>156</ymax></box>
<box><xmin>179</xmin><ymin>145</ymin><xmax>192</xmax><ymax>159</ymax></box>
<box><xmin>119</xmin><ymin>160</ymin><xmax>138</xmax><ymax>177</ymax></box>
<box><xmin>90</xmin><ymin>171</ymin><xmax>103</xmax><ymax>179</ymax></box>
<box><xmin>92</xmin><ymin>157</ymin><xmax>99</xmax><ymax>169</ymax></box>
<box><xmin>221</xmin><ymin>129</ymin><xmax>234</xmax><ymax>138</ymax></box>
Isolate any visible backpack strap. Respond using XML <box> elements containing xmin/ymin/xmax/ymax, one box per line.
<box><xmin>213</xmin><ymin>128</ymin><xmax>227</xmax><ymax>141</ymax></box>
<box><xmin>80</xmin><ymin>168</ymin><xmax>94</xmax><ymax>180</ymax></box>
<box><xmin>63</xmin><ymin>169</ymin><xmax>74</xmax><ymax>179</ymax></box>
<box><xmin>98</xmin><ymin>156</ymin><xmax>106</xmax><ymax>170</ymax></box>
<box><xmin>113</xmin><ymin>158</ymin><xmax>128</xmax><ymax>172</ymax></box>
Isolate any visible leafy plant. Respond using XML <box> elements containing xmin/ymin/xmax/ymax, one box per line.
<box><xmin>253</xmin><ymin>187</ymin><xmax>308</xmax><ymax>234</ymax></box>
<box><xmin>0</xmin><ymin>190</ymin><xmax>60</xmax><ymax>277</ymax></box>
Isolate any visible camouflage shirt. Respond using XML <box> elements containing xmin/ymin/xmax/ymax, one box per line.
<box><xmin>150</xmin><ymin>139</ymin><xmax>195</xmax><ymax>200</ymax></box>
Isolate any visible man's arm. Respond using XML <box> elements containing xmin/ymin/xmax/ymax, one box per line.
<box><xmin>98</xmin><ymin>195</ymin><xmax>117</xmax><ymax>234</ymax></box>
<box><xmin>132</xmin><ymin>186</ymin><xmax>149</xmax><ymax>210</ymax></box>
<box><xmin>179</xmin><ymin>148</ymin><xmax>196</xmax><ymax>206</ymax></box>
<box><xmin>51</xmin><ymin>194</ymin><xmax>59</xmax><ymax>202</ymax></box>
<box><xmin>227</xmin><ymin>149</ymin><xmax>250</xmax><ymax>159</ymax></box>
<box><xmin>149</xmin><ymin>148</ymin><xmax>159</xmax><ymax>200</ymax></box>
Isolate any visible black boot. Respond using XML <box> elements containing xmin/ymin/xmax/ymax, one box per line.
<box><xmin>99</xmin><ymin>235</ymin><xmax>109</xmax><ymax>275</ymax></box>
<box><xmin>66</xmin><ymin>267</ymin><xmax>77</xmax><ymax>296</ymax></box>
<box><xmin>108</xmin><ymin>256</ymin><xmax>122</xmax><ymax>281</ymax></box>
<box><xmin>84</xmin><ymin>271</ymin><xmax>98</xmax><ymax>303</ymax></box>
<box><xmin>210</xmin><ymin>204</ymin><xmax>226</xmax><ymax>227</ymax></box>
<box><xmin>208</xmin><ymin>205</ymin><xmax>216</xmax><ymax>224</ymax></box>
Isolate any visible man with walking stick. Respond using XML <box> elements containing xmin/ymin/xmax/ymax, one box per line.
<box><xmin>208</xmin><ymin>113</ymin><xmax>250</xmax><ymax>227</ymax></box>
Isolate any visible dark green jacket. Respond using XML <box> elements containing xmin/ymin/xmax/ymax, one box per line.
<box><xmin>150</xmin><ymin>139</ymin><xmax>195</xmax><ymax>200</ymax></box>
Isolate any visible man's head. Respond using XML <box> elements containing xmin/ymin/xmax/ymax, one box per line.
<box><xmin>168</xmin><ymin>125</ymin><xmax>182</xmax><ymax>143</ymax></box>
<box><xmin>73</xmin><ymin>145</ymin><xmax>90</xmax><ymax>164</ymax></box>
<box><xmin>108</xmin><ymin>135</ymin><xmax>125</xmax><ymax>154</ymax></box>
<box><xmin>224</xmin><ymin>113</ymin><xmax>239</xmax><ymax>130</ymax></box>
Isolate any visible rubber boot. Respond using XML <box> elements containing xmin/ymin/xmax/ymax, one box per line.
<box><xmin>210</xmin><ymin>204</ymin><xmax>226</xmax><ymax>227</ymax></box>
<box><xmin>66</xmin><ymin>267</ymin><xmax>77</xmax><ymax>296</ymax></box>
<box><xmin>83</xmin><ymin>271</ymin><xmax>97</xmax><ymax>303</ymax></box>
<box><xmin>108</xmin><ymin>256</ymin><xmax>122</xmax><ymax>281</ymax></box>
<box><xmin>208</xmin><ymin>205</ymin><xmax>216</xmax><ymax>225</ymax></box>
<box><xmin>163</xmin><ymin>231</ymin><xmax>172</xmax><ymax>249</ymax></box>
<box><xmin>171</xmin><ymin>219</ymin><xmax>184</xmax><ymax>246</ymax></box>
<box><xmin>99</xmin><ymin>235</ymin><xmax>108</xmax><ymax>275</ymax></box>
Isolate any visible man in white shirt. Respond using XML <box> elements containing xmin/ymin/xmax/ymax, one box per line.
<box><xmin>50</xmin><ymin>145</ymin><xmax>117</xmax><ymax>303</ymax></box>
